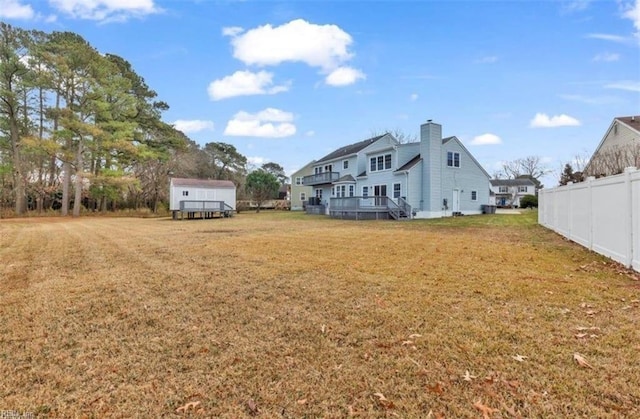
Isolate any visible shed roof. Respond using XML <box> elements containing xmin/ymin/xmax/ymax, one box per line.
<box><xmin>395</xmin><ymin>154</ymin><xmax>421</xmax><ymax>172</ymax></box>
<box><xmin>171</xmin><ymin>178</ymin><xmax>236</xmax><ymax>189</ymax></box>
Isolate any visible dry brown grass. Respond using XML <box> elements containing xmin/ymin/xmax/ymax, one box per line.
<box><xmin>1</xmin><ymin>212</ymin><xmax>639</xmax><ymax>418</ymax></box>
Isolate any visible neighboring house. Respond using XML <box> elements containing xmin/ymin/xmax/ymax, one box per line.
<box><xmin>585</xmin><ymin>115</ymin><xmax>640</xmax><ymax>177</ymax></box>
<box><xmin>169</xmin><ymin>178</ymin><xmax>236</xmax><ymax>219</ymax></box>
<box><xmin>301</xmin><ymin>120</ymin><xmax>491</xmax><ymax>219</ymax></box>
<box><xmin>290</xmin><ymin>160</ymin><xmax>315</xmax><ymax>211</ymax></box>
<box><xmin>278</xmin><ymin>184</ymin><xmax>291</xmax><ymax>201</ymax></box>
<box><xmin>490</xmin><ymin>178</ymin><xmax>537</xmax><ymax>207</ymax></box>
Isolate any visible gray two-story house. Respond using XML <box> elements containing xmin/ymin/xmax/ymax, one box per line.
<box><xmin>302</xmin><ymin>120</ymin><xmax>491</xmax><ymax>219</ymax></box>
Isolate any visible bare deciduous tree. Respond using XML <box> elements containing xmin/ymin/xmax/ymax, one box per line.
<box><xmin>585</xmin><ymin>143</ymin><xmax>640</xmax><ymax>178</ymax></box>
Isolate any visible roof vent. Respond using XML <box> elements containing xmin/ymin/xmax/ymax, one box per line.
<box><xmin>427</xmin><ymin>119</ymin><xmax>432</xmax><ymax>123</ymax></box>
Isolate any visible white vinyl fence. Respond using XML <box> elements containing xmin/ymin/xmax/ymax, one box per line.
<box><xmin>538</xmin><ymin>167</ymin><xmax>640</xmax><ymax>272</ymax></box>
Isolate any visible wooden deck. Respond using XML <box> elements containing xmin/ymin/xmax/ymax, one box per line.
<box><xmin>172</xmin><ymin>200</ymin><xmax>234</xmax><ymax>220</ymax></box>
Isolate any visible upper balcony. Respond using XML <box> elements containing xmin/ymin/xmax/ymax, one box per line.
<box><xmin>302</xmin><ymin>172</ymin><xmax>340</xmax><ymax>186</ymax></box>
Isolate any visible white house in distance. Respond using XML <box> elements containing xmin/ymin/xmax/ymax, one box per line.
<box><xmin>490</xmin><ymin>178</ymin><xmax>537</xmax><ymax>207</ymax></box>
<box><xmin>290</xmin><ymin>160</ymin><xmax>315</xmax><ymax>211</ymax></box>
<box><xmin>584</xmin><ymin>115</ymin><xmax>640</xmax><ymax>177</ymax></box>
<box><xmin>169</xmin><ymin>178</ymin><xmax>236</xmax><ymax>219</ymax></box>
<box><xmin>300</xmin><ymin>120</ymin><xmax>491</xmax><ymax>219</ymax></box>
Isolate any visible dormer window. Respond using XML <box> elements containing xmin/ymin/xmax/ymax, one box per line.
<box><xmin>370</xmin><ymin>153</ymin><xmax>392</xmax><ymax>172</ymax></box>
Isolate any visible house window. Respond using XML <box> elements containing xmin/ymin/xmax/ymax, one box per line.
<box><xmin>349</xmin><ymin>184</ymin><xmax>355</xmax><ymax>197</ymax></box>
<box><xmin>498</xmin><ymin>186</ymin><xmax>508</xmax><ymax>193</ymax></box>
<box><xmin>447</xmin><ymin>152</ymin><xmax>460</xmax><ymax>168</ymax></box>
<box><xmin>471</xmin><ymin>190</ymin><xmax>477</xmax><ymax>201</ymax></box>
<box><xmin>295</xmin><ymin>177</ymin><xmax>303</xmax><ymax>185</ymax></box>
<box><xmin>343</xmin><ymin>160</ymin><xmax>349</xmax><ymax>169</ymax></box>
<box><xmin>369</xmin><ymin>153</ymin><xmax>392</xmax><ymax>172</ymax></box>
<box><xmin>324</xmin><ymin>164</ymin><xmax>333</xmax><ymax>172</ymax></box>
<box><xmin>518</xmin><ymin>186</ymin><xmax>527</xmax><ymax>193</ymax></box>
<box><xmin>393</xmin><ymin>183</ymin><xmax>401</xmax><ymax>199</ymax></box>
<box><xmin>362</xmin><ymin>186</ymin><xmax>369</xmax><ymax>198</ymax></box>
<box><xmin>315</xmin><ymin>189</ymin><xmax>322</xmax><ymax>199</ymax></box>
<box><xmin>182</xmin><ymin>191</ymin><xmax>189</xmax><ymax>196</ymax></box>
<box><xmin>315</xmin><ymin>167</ymin><xmax>322</xmax><ymax>174</ymax></box>
<box><xmin>300</xmin><ymin>192</ymin><xmax>306</xmax><ymax>201</ymax></box>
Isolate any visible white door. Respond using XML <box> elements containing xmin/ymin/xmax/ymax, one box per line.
<box><xmin>452</xmin><ymin>189</ymin><xmax>460</xmax><ymax>213</ymax></box>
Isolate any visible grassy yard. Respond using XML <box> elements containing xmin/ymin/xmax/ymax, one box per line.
<box><xmin>1</xmin><ymin>211</ymin><xmax>638</xmax><ymax>417</ymax></box>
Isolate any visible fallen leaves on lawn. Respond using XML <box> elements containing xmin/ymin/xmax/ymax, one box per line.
<box><xmin>463</xmin><ymin>370</ymin><xmax>476</xmax><ymax>381</ymax></box>
<box><xmin>175</xmin><ymin>400</ymin><xmax>201</xmax><ymax>414</ymax></box>
<box><xmin>573</xmin><ymin>353</ymin><xmax>594</xmax><ymax>369</ymax></box>
<box><xmin>373</xmin><ymin>392</ymin><xmax>394</xmax><ymax>409</ymax></box>
<box><xmin>512</xmin><ymin>354</ymin><xmax>527</xmax><ymax>362</ymax></box>
<box><xmin>245</xmin><ymin>399</ymin><xmax>259</xmax><ymax>416</ymax></box>
<box><xmin>474</xmin><ymin>399</ymin><xmax>499</xmax><ymax>418</ymax></box>
<box><xmin>426</xmin><ymin>382</ymin><xmax>445</xmax><ymax>395</ymax></box>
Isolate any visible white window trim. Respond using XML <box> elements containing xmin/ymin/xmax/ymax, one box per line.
<box><xmin>447</xmin><ymin>151</ymin><xmax>461</xmax><ymax>168</ymax></box>
<box><xmin>300</xmin><ymin>192</ymin><xmax>306</xmax><ymax>201</ymax></box>
<box><xmin>369</xmin><ymin>153</ymin><xmax>393</xmax><ymax>173</ymax></box>
<box><xmin>393</xmin><ymin>182</ymin><xmax>401</xmax><ymax>199</ymax></box>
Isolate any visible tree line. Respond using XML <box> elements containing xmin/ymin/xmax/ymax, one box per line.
<box><xmin>0</xmin><ymin>23</ymin><xmax>285</xmax><ymax>216</ymax></box>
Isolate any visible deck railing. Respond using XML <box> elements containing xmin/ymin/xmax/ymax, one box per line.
<box><xmin>329</xmin><ymin>196</ymin><xmax>411</xmax><ymax>219</ymax></box>
<box><xmin>303</xmin><ymin>172</ymin><xmax>340</xmax><ymax>186</ymax></box>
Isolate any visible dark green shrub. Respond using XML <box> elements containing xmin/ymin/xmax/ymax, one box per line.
<box><xmin>520</xmin><ymin>194</ymin><xmax>538</xmax><ymax>208</ymax></box>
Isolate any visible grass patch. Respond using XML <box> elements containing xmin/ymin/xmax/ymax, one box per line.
<box><xmin>1</xmin><ymin>212</ymin><xmax>638</xmax><ymax>417</ymax></box>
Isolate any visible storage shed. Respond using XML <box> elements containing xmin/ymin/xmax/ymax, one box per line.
<box><xmin>169</xmin><ymin>178</ymin><xmax>236</xmax><ymax>219</ymax></box>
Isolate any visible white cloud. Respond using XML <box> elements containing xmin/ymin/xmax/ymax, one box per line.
<box><xmin>325</xmin><ymin>66</ymin><xmax>365</xmax><ymax>86</ymax></box>
<box><xmin>530</xmin><ymin>113</ymin><xmax>581</xmax><ymax>128</ymax></box>
<box><xmin>226</xmin><ymin>18</ymin><xmax>365</xmax><ymax>86</ymax></box>
<box><xmin>0</xmin><ymin>0</ymin><xmax>35</xmax><ymax>19</ymax></box>
<box><xmin>470</xmin><ymin>133</ymin><xmax>502</xmax><ymax>145</ymax></box>
<box><xmin>475</xmin><ymin>55</ymin><xmax>498</xmax><ymax>64</ymax></box>
<box><xmin>410</xmin><ymin>93</ymin><xmax>418</xmax><ymax>101</ymax></box>
<box><xmin>305</xmin><ymin>130</ymin><xmax>315</xmax><ymax>137</ymax></box>
<box><xmin>605</xmin><ymin>80</ymin><xmax>640</xmax><ymax>92</ymax></box>
<box><xmin>49</xmin><ymin>0</ymin><xmax>159</xmax><ymax>21</ymax></box>
<box><xmin>224</xmin><ymin>108</ymin><xmax>296</xmax><ymax>138</ymax></box>
<box><xmin>173</xmin><ymin>119</ymin><xmax>214</xmax><ymax>133</ymax></box>
<box><xmin>586</xmin><ymin>33</ymin><xmax>630</xmax><ymax>43</ymax></box>
<box><xmin>562</xmin><ymin>0</ymin><xmax>593</xmax><ymax>13</ymax></box>
<box><xmin>592</xmin><ymin>52</ymin><xmax>620</xmax><ymax>62</ymax></box>
<box><xmin>622</xmin><ymin>0</ymin><xmax>640</xmax><ymax>37</ymax></box>
<box><xmin>222</xmin><ymin>26</ymin><xmax>243</xmax><ymax>37</ymax></box>
<box><xmin>207</xmin><ymin>70</ymin><xmax>289</xmax><ymax>100</ymax></box>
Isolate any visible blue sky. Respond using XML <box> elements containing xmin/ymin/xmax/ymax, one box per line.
<box><xmin>2</xmin><ymin>0</ymin><xmax>639</xmax><ymax>186</ymax></box>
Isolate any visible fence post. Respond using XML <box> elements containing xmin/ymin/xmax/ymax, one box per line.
<box><xmin>586</xmin><ymin>176</ymin><xmax>594</xmax><ymax>252</ymax></box>
<box><xmin>625</xmin><ymin>167</ymin><xmax>636</xmax><ymax>268</ymax></box>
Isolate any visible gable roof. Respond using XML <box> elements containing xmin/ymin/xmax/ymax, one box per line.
<box><xmin>291</xmin><ymin>160</ymin><xmax>316</xmax><ymax>177</ymax></box>
<box><xmin>171</xmin><ymin>178</ymin><xmax>235</xmax><ymax>189</ymax></box>
<box><xmin>617</xmin><ymin>116</ymin><xmax>640</xmax><ymax>133</ymax></box>
<box><xmin>443</xmin><ymin>136</ymin><xmax>492</xmax><ymax>179</ymax></box>
<box><xmin>490</xmin><ymin>178</ymin><xmax>536</xmax><ymax>187</ymax></box>
<box><xmin>585</xmin><ymin>115</ymin><xmax>640</xmax><ymax>174</ymax></box>
<box><xmin>316</xmin><ymin>135</ymin><xmax>385</xmax><ymax>164</ymax></box>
